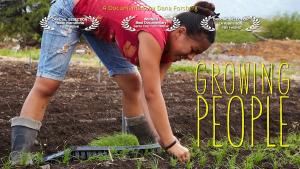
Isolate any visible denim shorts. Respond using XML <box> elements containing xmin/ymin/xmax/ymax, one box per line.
<box><xmin>37</xmin><ymin>0</ymin><xmax>138</xmax><ymax>81</ymax></box>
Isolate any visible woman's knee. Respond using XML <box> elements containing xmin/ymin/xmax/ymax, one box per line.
<box><xmin>114</xmin><ymin>73</ymin><xmax>142</xmax><ymax>96</ymax></box>
<box><xmin>31</xmin><ymin>77</ymin><xmax>61</xmax><ymax>97</ymax></box>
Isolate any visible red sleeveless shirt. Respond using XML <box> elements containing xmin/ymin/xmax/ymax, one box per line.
<box><xmin>73</xmin><ymin>0</ymin><xmax>172</xmax><ymax>65</ymax></box>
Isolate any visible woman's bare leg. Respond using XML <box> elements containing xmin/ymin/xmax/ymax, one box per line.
<box><xmin>10</xmin><ymin>77</ymin><xmax>61</xmax><ymax>165</ymax></box>
<box><xmin>20</xmin><ymin>77</ymin><xmax>61</xmax><ymax>121</ymax></box>
<box><xmin>113</xmin><ymin>73</ymin><xmax>159</xmax><ymax>142</ymax></box>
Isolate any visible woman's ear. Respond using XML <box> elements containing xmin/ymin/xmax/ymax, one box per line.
<box><xmin>174</xmin><ymin>26</ymin><xmax>187</xmax><ymax>40</ymax></box>
<box><xmin>178</xmin><ymin>26</ymin><xmax>187</xmax><ymax>34</ymax></box>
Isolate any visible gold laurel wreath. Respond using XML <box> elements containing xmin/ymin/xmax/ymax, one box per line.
<box><xmin>166</xmin><ymin>17</ymin><xmax>181</xmax><ymax>32</ymax></box>
<box><xmin>121</xmin><ymin>16</ymin><xmax>137</xmax><ymax>32</ymax></box>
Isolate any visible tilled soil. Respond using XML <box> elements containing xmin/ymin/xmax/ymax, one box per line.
<box><xmin>0</xmin><ymin>60</ymin><xmax>299</xmax><ymax>168</ymax></box>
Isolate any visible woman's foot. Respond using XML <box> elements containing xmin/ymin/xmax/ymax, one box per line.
<box><xmin>9</xmin><ymin>117</ymin><xmax>41</xmax><ymax>165</ymax></box>
<box><xmin>125</xmin><ymin>115</ymin><xmax>157</xmax><ymax>145</ymax></box>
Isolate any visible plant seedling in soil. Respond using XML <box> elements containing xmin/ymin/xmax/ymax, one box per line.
<box><xmin>150</xmin><ymin>158</ymin><xmax>159</xmax><ymax>169</ymax></box>
<box><xmin>1</xmin><ymin>157</ymin><xmax>12</xmax><ymax>169</ymax></box>
<box><xmin>186</xmin><ymin>160</ymin><xmax>194</xmax><ymax>169</ymax></box>
<box><xmin>136</xmin><ymin>159</ymin><xmax>143</xmax><ymax>169</ymax></box>
<box><xmin>228</xmin><ymin>154</ymin><xmax>238</xmax><ymax>169</ymax></box>
<box><xmin>243</xmin><ymin>150</ymin><xmax>266</xmax><ymax>169</ymax></box>
<box><xmin>85</xmin><ymin>154</ymin><xmax>110</xmax><ymax>162</ymax></box>
<box><xmin>198</xmin><ymin>153</ymin><xmax>207</xmax><ymax>168</ymax></box>
<box><xmin>169</xmin><ymin>157</ymin><xmax>177</xmax><ymax>167</ymax></box>
<box><xmin>19</xmin><ymin>152</ymin><xmax>33</xmax><ymax>166</ymax></box>
<box><xmin>32</xmin><ymin>152</ymin><xmax>45</xmax><ymax>166</ymax></box>
<box><xmin>62</xmin><ymin>148</ymin><xmax>72</xmax><ymax>165</ymax></box>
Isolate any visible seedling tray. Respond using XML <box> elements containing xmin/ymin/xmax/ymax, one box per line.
<box><xmin>44</xmin><ymin>143</ymin><xmax>161</xmax><ymax>162</ymax></box>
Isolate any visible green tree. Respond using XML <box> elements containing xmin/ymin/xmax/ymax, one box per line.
<box><xmin>262</xmin><ymin>13</ymin><xmax>300</xmax><ymax>40</ymax></box>
<box><xmin>0</xmin><ymin>0</ymin><xmax>50</xmax><ymax>46</ymax></box>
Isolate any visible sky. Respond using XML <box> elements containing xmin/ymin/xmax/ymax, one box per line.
<box><xmin>143</xmin><ymin>0</ymin><xmax>300</xmax><ymax>18</ymax></box>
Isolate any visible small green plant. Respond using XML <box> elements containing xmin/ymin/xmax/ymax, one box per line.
<box><xmin>243</xmin><ymin>156</ymin><xmax>254</xmax><ymax>169</ymax></box>
<box><xmin>2</xmin><ymin>157</ymin><xmax>12</xmax><ymax>169</ymax></box>
<box><xmin>291</xmin><ymin>154</ymin><xmax>300</xmax><ymax>166</ymax></box>
<box><xmin>136</xmin><ymin>159</ymin><xmax>143</xmax><ymax>169</ymax></box>
<box><xmin>186</xmin><ymin>160</ymin><xmax>194</xmax><ymax>169</ymax></box>
<box><xmin>143</xmin><ymin>149</ymin><xmax>154</xmax><ymax>157</ymax></box>
<box><xmin>169</xmin><ymin>157</ymin><xmax>177</xmax><ymax>167</ymax></box>
<box><xmin>150</xmin><ymin>158</ymin><xmax>159</xmax><ymax>169</ymax></box>
<box><xmin>119</xmin><ymin>149</ymin><xmax>131</xmax><ymax>158</ymax></box>
<box><xmin>228</xmin><ymin>154</ymin><xmax>238</xmax><ymax>169</ymax></box>
<box><xmin>19</xmin><ymin>152</ymin><xmax>33</xmax><ymax>166</ymax></box>
<box><xmin>198</xmin><ymin>154</ymin><xmax>207</xmax><ymax>168</ymax></box>
<box><xmin>33</xmin><ymin>152</ymin><xmax>44</xmax><ymax>166</ymax></box>
<box><xmin>273</xmin><ymin>158</ymin><xmax>279</xmax><ymax>169</ymax></box>
<box><xmin>85</xmin><ymin>154</ymin><xmax>110</xmax><ymax>162</ymax></box>
<box><xmin>243</xmin><ymin>150</ymin><xmax>266</xmax><ymax>169</ymax></box>
<box><xmin>62</xmin><ymin>148</ymin><xmax>72</xmax><ymax>164</ymax></box>
<box><xmin>210</xmin><ymin>140</ymin><xmax>230</xmax><ymax>168</ymax></box>
<box><xmin>251</xmin><ymin>150</ymin><xmax>266</xmax><ymax>165</ymax></box>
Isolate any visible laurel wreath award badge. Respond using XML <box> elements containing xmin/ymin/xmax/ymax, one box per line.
<box><xmin>244</xmin><ymin>16</ymin><xmax>260</xmax><ymax>32</ymax></box>
<box><xmin>40</xmin><ymin>16</ymin><xmax>100</xmax><ymax>31</ymax></box>
<box><xmin>121</xmin><ymin>16</ymin><xmax>137</xmax><ymax>32</ymax></box>
<box><xmin>121</xmin><ymin>16</ymin><xmax>181</xmax><ymax>32</ymax></box>
<box><xmin>200</xmin><ymin>15</ymin><xmax>217</xmax><ymax>32</ymax></box>
<box><xmin>40</xmin><ymin>16</ymin><xmax>54</xmax><ymax>30</ymax></box>
<box><xmin>166</xmin><ymin>17</ymin><xmax>181</xmax><ymax>32</ymax></box>
<box><xmin>83</xmin><ymin>16</ymin><xmax>100</xmax><ymax>31</ymax></box>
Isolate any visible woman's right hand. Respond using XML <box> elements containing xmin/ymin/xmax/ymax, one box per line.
<box><xmin>159</xmin><ymin>137</ymin><xmax>191</xmax><ymax>163</ymax></box>
<box><xmin>167</xmin><ymin>141</ymin><xmax>191</xmax><ymax>163</ymax></box>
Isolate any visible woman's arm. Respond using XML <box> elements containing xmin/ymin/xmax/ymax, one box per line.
<box><xmin>160</xmin><ymin>62</ymin><xmax>172</xmax><ymax>83</ymax></box>
<box><xmin>138</xmin><ymin>31</ymin><xmax>190</xmax><ymax>163</ymax></box>
<box><xmin>138</xmin><ymin>31</ymin><xmax>174</xmax><ymax>145</ymax></box>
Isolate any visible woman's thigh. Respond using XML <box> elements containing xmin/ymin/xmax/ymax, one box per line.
<box><xmin>37</xmin><ymin>0</ymin><xmax>81</xmax><ymax>81</ymax></box>
<box><xmin>83</xmin><ymin>33</ymin><xmax>138</xmax><ymax>77</ymax></box>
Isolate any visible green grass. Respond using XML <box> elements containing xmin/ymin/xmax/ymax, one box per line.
<box><xmin>215</xmin><ymin>17</ymin><xmax>261</xmax><ymax>43</ymax></box>
<box><xmin>168</xmin><ymin>64</ymin><xmax>197</xmax><ymax>73</ymax></box>
<box><xmin>88</xmin><ymin>133</ymin><xmax>139</xmax><ymax>147</ymax></box>
<box><xmin>0</xmin><ymin>48</ymin><xmax>100</xmax><ymax>67</ymax></box>
<box><xmin>168</xmin><ymin>61</ymin><xmax>212</xmax><ymax>74</ymax></box>
<box><xmin>216</xmin><ymin>29</ymin><xmax>259</xmax><ymax>43</ymax></box>
<box><xmin>0</xmin><ymin>48</ymin><xmax>40</xmax><ymax>60</ymax></box>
